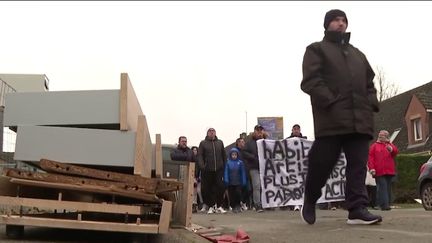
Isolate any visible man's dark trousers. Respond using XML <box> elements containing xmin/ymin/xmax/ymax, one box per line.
<box><xmin>304</xmin><ymin>133</ymin><xmax>370</xmax><ymax>211</ymax></box>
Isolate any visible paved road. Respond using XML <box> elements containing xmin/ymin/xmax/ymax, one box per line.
<box><xmin>192</xmin><ymin>207</ymin><xmax>432</xmax><ymax>243</ymax></box>
<box><xmin>1</xmin><ymin>208</ymin><xmax>431</xmax><ymax>242</ymax></box>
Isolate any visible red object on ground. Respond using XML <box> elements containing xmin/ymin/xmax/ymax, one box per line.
<box><xmin>202</xmin><ymin>228</ymin><xmax>250</xmax><ymax>243</ymax></box>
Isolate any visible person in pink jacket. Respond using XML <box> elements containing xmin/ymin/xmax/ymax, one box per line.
<box><xmin>368</xmin><ymin>130</ymin><xmax>399</xmax><ymax>211</ymax></box>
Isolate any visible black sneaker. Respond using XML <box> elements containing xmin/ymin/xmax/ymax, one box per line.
<box><xmin>256</xmin><ymin>205</ymin><xmax>264</xmax><ymax>213</ymax></box>
<box><xmin>347</xmin><ymin>207</ymin><xmax>382</xmax><ymax>225</ymax></box>
<box><xmin>301</xmin><ymin>202</ymin><xmax>316</xmax><ymax>225</ymax></box>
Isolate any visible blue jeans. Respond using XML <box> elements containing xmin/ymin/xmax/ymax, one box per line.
<box><xmin>249</xmin><ymin>169</ymin><xmax>261</xmax><ymax>207</ymax></box>
<box><xmin>376</xmin><ymin>175</ymin><xmax>394</xmax><ymax>209</ymax></box>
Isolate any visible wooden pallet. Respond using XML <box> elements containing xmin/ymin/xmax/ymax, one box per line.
<box><xmin>0</xmin><ymin>194</ymin><xmax>172</xmax><ymax>234</ymax></box>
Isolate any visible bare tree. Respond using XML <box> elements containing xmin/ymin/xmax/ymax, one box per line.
<box><xmin>374</xmin><ymin>66</ymin><xmax>399</xmax><ymax>102</ymax></box>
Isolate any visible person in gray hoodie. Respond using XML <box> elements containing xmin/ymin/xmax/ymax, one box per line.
<box><xmin>197</xmin><ymin>128</ymin><xmax>227</xmax><ymax>214</ymax></box>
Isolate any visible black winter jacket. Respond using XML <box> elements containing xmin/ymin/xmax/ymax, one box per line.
<box><xmin>301</xmin><ymin>31</ymin><xmax>379</xmax><ymax>139</ymax></box>
<box><xmin>242</xmin><ymin>138</ymin><xmax>260</xmax><ymax>170</ymax></box>
<box><xmin>197</xmin><ymin>136</ymin><xmax>227</xmax><ymax>172</ymax></box>
<box><xmin>170</xmin><ymin>146</ymin><xmax>196</xmax><ymax>162</ymax></box>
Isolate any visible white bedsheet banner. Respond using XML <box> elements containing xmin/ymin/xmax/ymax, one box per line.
<box><xmin>257</xmin><ymin>138</ymin><xmax>347</xmax><ymax>208</ymax></box>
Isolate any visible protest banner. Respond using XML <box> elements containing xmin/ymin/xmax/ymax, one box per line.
<box><xmin>257</xmin><ymin>137</ymin><xmax>346</xmax><ymax>208</ymax></box>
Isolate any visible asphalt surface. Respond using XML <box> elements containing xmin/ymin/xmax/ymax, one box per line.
<box><xmin>0</xmin><ymin>207</ymin><xmax>431</xmax><ymax>242</ymax></box>
<box><xmin>191</xmin><ymin>207</ymin><xmax>432</xmax><ymax>243</ymax></box>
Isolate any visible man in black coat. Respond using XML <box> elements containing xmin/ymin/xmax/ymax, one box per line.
<box><xmin>300</xmin><ymin>9</ymin><xmax>382</xmax><ymax>225</ymax></box>
<box><xmin>197</xmin><ymin>128</ymin><xmax>227</xmax><ymax>214</ymax></box>
<box><xmin>170</xmin><ymin>136</ymin><xmax>196</xmax><ymax>162</ymax></box>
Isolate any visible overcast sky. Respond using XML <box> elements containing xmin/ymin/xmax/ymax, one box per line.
<box><xmin>2</xmin><ymin>1</ymin><xmax>432</xmax><ymax>147</ymax></box>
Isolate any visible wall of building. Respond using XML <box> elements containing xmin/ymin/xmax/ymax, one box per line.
<box><xmin>0</xmin><ymin>74</ymin><xmax>49</xmax><ymax>92</ymax></box>
<box><xmin>405</xmin><ymin>95</ymin><xmax>429</xmax><ymax>146</ymax></box>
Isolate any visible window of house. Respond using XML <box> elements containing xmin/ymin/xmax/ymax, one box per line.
<box><xmin>413</xmin><ymin>118</ymin><xmax>422</xmax><ymax>141</ymax></box>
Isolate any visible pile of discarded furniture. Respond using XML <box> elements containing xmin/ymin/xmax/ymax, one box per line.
<box><xmin>0</xmin><ymin>73</ymin><xmax>194</xmax><ymax>237</ymax></box>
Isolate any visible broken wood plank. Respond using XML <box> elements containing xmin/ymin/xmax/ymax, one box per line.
<box><xmin>7</xmin><ymin>178</ymin><xmax>162</xmax><ymax>203</ymax></box>
<box><xmin>39</xmin><ymin>159</ymin><xmax>158</xmax><ymax>192</ymax></box>
<box><xmin>39</xmin><ymin>159</ymin><xmax>183</xmax><ymax>193</ymax></box>
<box><xmin>3</xmin><ymin>168</ymin><xmax>156</xmax><ymax>194</ymax></box>
<box><xmin>0</xmin><ymin>195</ymin><xmax>152</xmax><ymax>215</ymax></box>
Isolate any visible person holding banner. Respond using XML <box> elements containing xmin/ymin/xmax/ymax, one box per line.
<box><xmin>300</xmin><ymin>9</ymin><xmax>382</xmax><ymax>225</ymax></box>
<box><xmin>280</xmin><ymin>124</ymin><xmax>307</xmax><ymax>211</ymax></box>
<box><xmin>242</xmin><ymin>125</ymin><xmax>267</xmax><ymax>213</ymax></box>
<box><xmin>287</xmin><ymin>124</ymin><xmax>307</xmax><ymax>139</ymax></box>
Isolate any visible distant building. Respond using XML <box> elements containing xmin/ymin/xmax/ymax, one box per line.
<box><xmin>0</xmin><ymin>74</ymin><xmax>50</xmax><ymax>154</ymax></box>
<box><xmin>0</xmin><ymin>74</ymin><xmax>49</xmax><ymax>92</ymax></box>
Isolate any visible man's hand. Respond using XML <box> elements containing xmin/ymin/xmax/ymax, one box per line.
<box><xmin>370</xmin><ymin>169</ymin><xmax>376</xmax><ymax>177</ymax></box>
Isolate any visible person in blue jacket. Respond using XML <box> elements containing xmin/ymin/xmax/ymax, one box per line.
<box><xmin>224</xmin><ymin>148</ymin><xmax>247</xmax><ymax>213</ymax></box>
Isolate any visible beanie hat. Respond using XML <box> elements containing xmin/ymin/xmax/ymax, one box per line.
<box><xmin>324</xmin><ymin>9</ymin><xmax>348</xmax><ymax>30</ymax></box>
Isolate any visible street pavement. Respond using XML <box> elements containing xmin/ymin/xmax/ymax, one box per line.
<box><xmin>0</xmin><ymin>207</ymin><xmax>431</xmax><ymax>242</ymax></box>
<box><xmin>191</xmin><ymin>207</ymin><xmax>432</xmax><ymax>243</ymax></box>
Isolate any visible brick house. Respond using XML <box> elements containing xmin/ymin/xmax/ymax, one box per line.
<box><xmin>374</xmin><ymin>81</ymin><xmax>432</xmax><ymax>154</ymax></box>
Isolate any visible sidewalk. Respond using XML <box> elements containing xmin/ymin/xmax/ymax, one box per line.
<box><xmin>191</xmin><ymin>207</ymin><xmax>432</xmax><ymax>243</ymax></box>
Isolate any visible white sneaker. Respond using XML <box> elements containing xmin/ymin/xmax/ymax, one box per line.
<box><xmin>216</xmin><ymin>206</ymin><xmax>227</xmax><ymax>214</ymax></box>
<box><xmin>199</xmin><ymin>204</ymin><xmax>208</xmax><ymax>213</ymax></box>
<box><xmin>207</xmin><ymin>206</ymin><xmax>215</xmax><ymax>214</ymax></box>
<box><xmin>294</xmin><ymin>205</ymin><xmax>301</xmax><ymax>211</ymax></box>
<box><xmin>241</xmin><ymin>203</ymin><xmax>248</xmax><ymax>211</ymax></box>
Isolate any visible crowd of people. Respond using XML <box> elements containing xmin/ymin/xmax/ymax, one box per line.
<box><xmin>168</xmin><ymin>8</ymin><xmax>400</xmax><ymax>226</ymax></box>
<box><xmin>169</xmin><ymin>124</ymin><xmax>399</xmax><ymax>218</ymax></box>
<box><xmin>171</xmin><ymin>124</ymin><xmax>316</xmax><ymax>215</ymax></box>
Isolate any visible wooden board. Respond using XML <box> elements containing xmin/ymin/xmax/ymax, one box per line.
<box><xmin>173</xmin><ymin>163</ymin><xmax>194</xmax><ymax>227</ymax></box>
<box><xmin>134</xmin><ymin>115</ymin><xmax>152</xmax><ymax>177</ymax></box>
<box><xmin>155</xmin><ymin>134</ymin><xmax>163</xmax><ymax>178</ymax></box>
<box><xmin>0</xmin><ymin>195</ymin><xmax>150</xmax><ymax>215</ymax></box>
<box><xmin>0</xmin><ymin>215</ymin><xmax>159</xmax><ymax>234</ymax></box>
<box><xmin>14</xmin><ymin>125</ymin><xmax>136</xmax><ymax>167</ymax></box>
<box><xmin>39</xmin><ymin>159</ymin><xmax>183</xmax><ymax>193</ymax></box>
<box><xmin>3</xmin><ymin>168</ymin><xmax>156</xmax><ymax>195</ymax></box>
<box><xmin>8</xmin><ymin>178</ymin><xmax>161</xmax><ymax>203</ymax></box>
<box><xmin>158</xmin><ymin>200</ymin><xmax>172</xmax><ymax>233</ymax></box>
<box><xmin>120</xmin><ymin>73</ymin><xmax>144</xmax><ymax>131</ymax></box>
<box><xmin>4</xmin><ymin>90</ymin><xmax>120</xmax><ymax>128</ymax></box>
<box><xmin>39</xmin><ymin>159</ymin><xmax>157</xmax><ymax>192</ymax></box>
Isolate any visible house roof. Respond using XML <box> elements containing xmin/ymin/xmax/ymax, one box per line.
<box><xmin>416</xmin><ymin>92</ymin><xmax>432</xmax><ymax>110</ymax></box>
<box><xmin>374</xmin><ymin>81</ymin><xmax>432</xmax><ymax>154</ymax></box>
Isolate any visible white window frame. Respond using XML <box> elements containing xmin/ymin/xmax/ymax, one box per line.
<box><xmin>413</xmin><ymin>118</ymin><xmax>422</xmax><ymax>141</ymax></box>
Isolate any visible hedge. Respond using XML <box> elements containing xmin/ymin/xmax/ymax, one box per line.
<box><xmin>392</xmin><ymin>154</ymin><xmax>431</xmax><ymax>203</ymax></box>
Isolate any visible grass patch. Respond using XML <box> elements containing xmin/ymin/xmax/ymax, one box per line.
<box><xmin>393</xmin><ymin>203</ymin><xmax>423</xmax><ymax>209</ymax></box>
